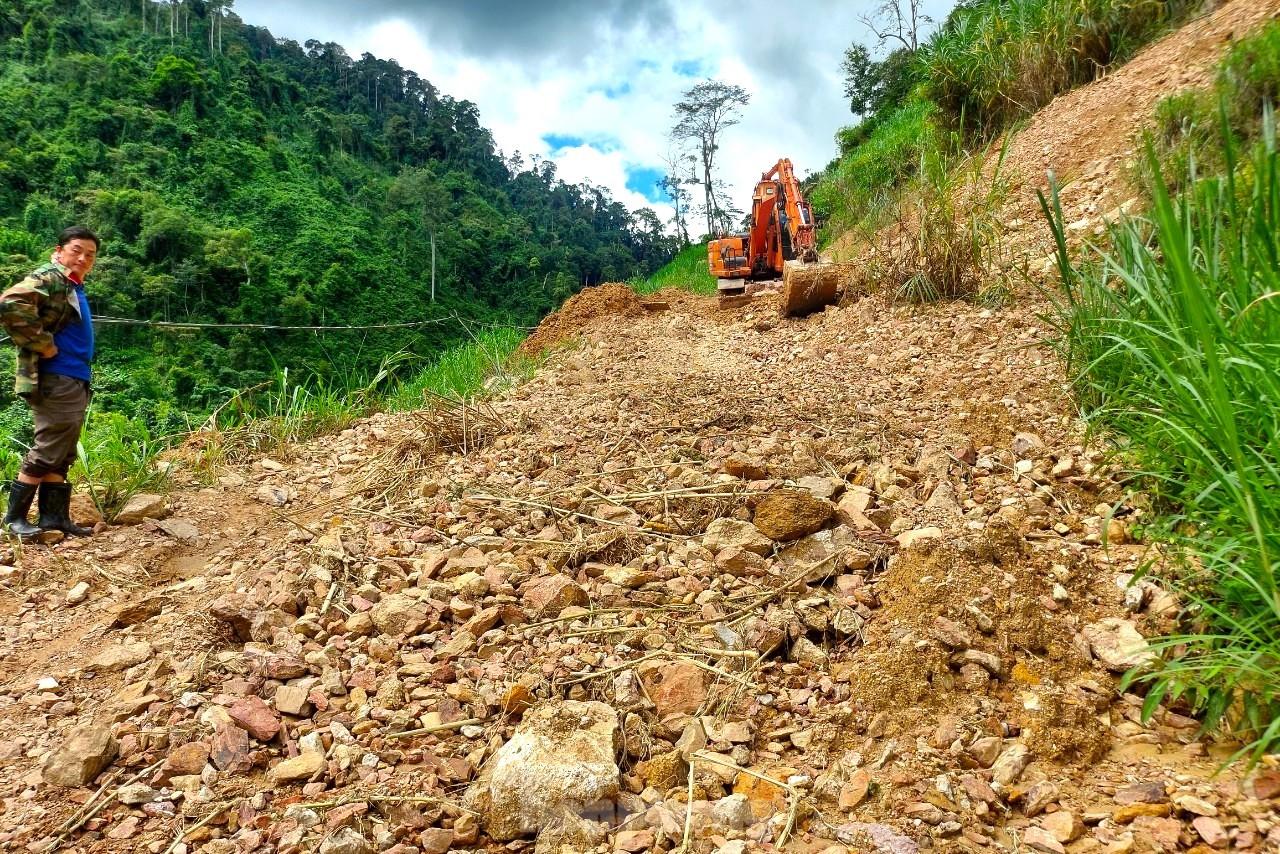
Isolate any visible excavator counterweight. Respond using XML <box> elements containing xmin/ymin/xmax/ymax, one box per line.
<box><xmin>707</xmin><ymin>157</ymin><xmax>834</xmax><ymax>316</ymax></box>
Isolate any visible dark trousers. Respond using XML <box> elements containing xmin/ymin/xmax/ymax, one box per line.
<box><xmin>21</xmin><ymin>373</ymin><xmax>89</xmax><ymax>479</ymax></box>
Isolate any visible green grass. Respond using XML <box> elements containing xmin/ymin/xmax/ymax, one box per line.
<box><xmin>886</xmin><ymin>130</ymin><xmax>1010</xmax><ymax>302</ymax></box>
<box><xmin>3</xmin><ymin>328</ymin><xmax>535</xmax><ymax>517</ymax></box>
<box><xmin>387</xmin><ymin>327</ymin><xmax>531</xmax><ymax>409</ymax></box>
<box><xmin>187</xmin><ymin>367</ymin><xmax>370</xmax><ymax>475</ymax></box>
<box><xmin>0</xmin><ymin>403</ymin><xmax>168</xmax><ymax>520</ymax></box>
<box><xmin>925</xmin><ymin>0</ymin><xmax>1197</xmax><ymax>136</ymax></box>
<box><xmin>74</xmin><ymin>410</ymin><xmax>170</xmax><ymax>520</ymax></box>
<box><xmin>815</xmin><ymin>0</ymin><xmax>1199</xmax><ymax>257</ymax></box>
<box><xmin>1147</xmin><ymin>21</ymin><xmax>1280</xmax><ymax>194</ymax></box>
<box><xmin>631</xmin><ymin>242</ymin><xmax>717</xmax><ymax>296</ymax></box>
<box><xmin>1041</xmin><ymin>114</ymin><xmax>1280</xmax><ymax>761</ymax></box>
<box><xmin>812</xmin><ymin>98</ymin><xmax>937</xmax><ymax>239</ymax></box>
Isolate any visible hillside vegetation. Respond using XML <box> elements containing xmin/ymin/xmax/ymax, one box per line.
<box><xmin>1044</xmin><ymin>20</ymin><xmax>1280</xmax><ymax>758</ymax></box>
<box><xmin>0</xmin><ymin>0</ymin><xmax>675</xmax><ymax>438</ymax></box>
<box><xmin>812</xmin><ymin>0</ymin><xmax>1197</xmax><ymax>270</ymax></box>
<box><xmin>818</xmin><ymin>0</ymin><xmax>1280</xmax><ymax>757</ymax></box>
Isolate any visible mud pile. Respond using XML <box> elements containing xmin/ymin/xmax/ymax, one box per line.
<box><xmin>519</xmin><ymin>282</ymin><xmax>643</xmax><ymax>356</ymax></box>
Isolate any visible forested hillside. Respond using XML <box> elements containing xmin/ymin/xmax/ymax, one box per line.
<box><xmin>0</xmin><ymin>0</ymin><xmax>676</xmax><ymax>431</ymax></box>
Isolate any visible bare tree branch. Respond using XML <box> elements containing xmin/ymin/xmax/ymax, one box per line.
<box><xmin>859</xmin><ymin>0</ymin><xmax>931</xmax><ymax>53</ymax></box>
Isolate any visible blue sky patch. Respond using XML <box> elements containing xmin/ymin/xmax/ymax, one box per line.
<box><xmin>625</xmin><ymin>166</ymin><xmax>670</xmax><ymax>203</ymax></box>
<box><xmin>589</xmin><ymin>81</ymin><xmax>632</xmax><ymax>99</ymax></box>
<box><xmin>673</xmin><ymin>59</ymin><xmax>705</xmax><ymax>77</ymax></box>
<box><xmin>542</xmin><ymin>133</ymin><xmax>585</xmax><ymax>152</ymax></box>
<box><xmin>543</xmin><ymin>133</ymin><xmax>621</xmax><ymax>154</ymax></box>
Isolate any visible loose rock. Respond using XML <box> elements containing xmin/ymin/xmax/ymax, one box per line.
<box><xmin>1083</xmin><ymin>618</ymin><xmax>1156</xmax><ymax>672</ymax></box>
<box><xmin>42</xmin><ymin>723</ymin><xmax>118</xmax><ymax>787</ymax></box>
<box><xmin>466</xmin><ymin>700</ymin><xmax>621</xmax><ymax>841</ymax></box>
<box><xmin>753</xmin><ymin>490</ymin><xmax>834</xmax><ymax>542</ymax></box>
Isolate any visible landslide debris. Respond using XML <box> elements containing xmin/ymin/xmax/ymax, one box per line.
<box><xmin>3</xmin><ymin>4</ymin><xmax>1280</xmax><ymax>851</ymax></box>
<box><xmin>518</xmin><ymin>281</ymin><xmax>643</xmax><ymax>356</ymax></box>
<box><xmin>3</xmin><ymin>286</ymin><xmax>1277</xmax><ymax>854</ymax></box>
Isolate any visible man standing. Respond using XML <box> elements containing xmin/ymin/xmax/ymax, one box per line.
<box><xmin>1</xmin><ymin>226</ymin><xmax>99</xmax><ymax>538</ymax></box>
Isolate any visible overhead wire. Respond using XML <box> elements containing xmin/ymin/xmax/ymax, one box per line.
<box><xmin>0</xmin><ymin>311</ymin><xmax>537</xmax><ymax>345</ymax></box>
<box><xmin>92</xmin><ymin>314</ymin><xmax>457</xmax><ymax>331</ymax></box>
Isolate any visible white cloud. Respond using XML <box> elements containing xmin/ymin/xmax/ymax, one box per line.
<box><xmin>236</xmin><ymin>0</ymin><xmax>955</xmax><ymax>236</ymax></box>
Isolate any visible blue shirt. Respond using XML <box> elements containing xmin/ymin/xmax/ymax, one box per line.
<box><xmin>43</xmin><ymin>284</ymin><xmax>94</xmax><ymax>382</ymax></box>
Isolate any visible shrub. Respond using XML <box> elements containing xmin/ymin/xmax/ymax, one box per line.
<box><xmin>73</xmin><ymin>410</ymin><xmax>169</xmax><ymax>520</ymax></box>
<box><xmin>925</xmin><ymin>0</ymin><xmax>1197</xmax><ymax>135</ymax></box>
<box><xmin>388</xmin><ymin>327</ymin><xmax>530</xmax><ymax>410</ymax></box>
<box><xmin>1220</xmin><ymin>19</ymin><xmax>1280</xmax><ymax>121</ymax></box>
<box><xmin>812</xmin><ymin>99</ymin><xmax>937</xmax><ymax>238</ymax></box>
<box><xmin>1146</xmin><ymin>21</ymin><xmax>1280</xmax><ymax>191</ymax></box>
<box><xmin>631</xmin><ymin>242</ymin><xmax>717</xmax><ymax>296</ymax></box>
<box><xmin>858</xmin><ymin>131</ymin><xmax>1010</xmax><ymax>302</ymax></box>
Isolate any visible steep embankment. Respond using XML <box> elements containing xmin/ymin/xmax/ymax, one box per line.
<box><xmin>994</xmin><ymin>0</ymin><xmax>1280</xmax><ymax>267</ymax></box>
<box><xmin>2</xmin><ymin>3</ymin><xmax>1280</xmax><ymax>852</ymax></box>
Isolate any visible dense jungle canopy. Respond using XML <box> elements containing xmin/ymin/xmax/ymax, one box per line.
<box><xmin>0</xmin><ymin>0</ymin><xmax>677</xmax><ymax>429</ymax></box>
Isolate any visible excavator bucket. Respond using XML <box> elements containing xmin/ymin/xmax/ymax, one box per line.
<box><xmin>780</xmin><ymin>259</ymin><xmax>840</xmax><ymax>317</ymax></box>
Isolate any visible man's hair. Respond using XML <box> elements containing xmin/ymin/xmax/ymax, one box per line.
<box><xmin>57</xmin><ymin>225</ymin><xmax>99</xmax><ymax>250</ymax></box>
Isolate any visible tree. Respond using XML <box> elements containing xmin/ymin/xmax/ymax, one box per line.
<box><xmin>842</xmin><ymin>44</ymin><xmax>919</xmax><ymax>118</ymax></box>
<box><xmin>671</xmin><ymin>80</ymin><xmax>750</xmax><ymax>238</ymax></box>
<box><xmin>659</xmin><ymin>143</ymin><xmax>697</xmax><ymax>246</ymax></box>
<box><xmin>859</xmin><ymin>0</ymin><xmax>931</xmax><ymax>53</ymax></box>
<box><xmin>842</xmin><ymin>44</ymin><xmax>880</xmax><ymax>117</ymax></box>
<box><xmin>149</xmin><ymin>54</ymin><xmax>204</xmax><ymax>112</ymax></box>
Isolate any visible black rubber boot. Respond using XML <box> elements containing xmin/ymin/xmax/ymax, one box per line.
<box><xmin>3</xmin><ymin>481</ymin><xmax>41</xmax><ymax>539</ymax></box>
<box><xmin>37</xmin><ymin>482</ymin><xmax>94</xmax><ymax>537</ymax></box>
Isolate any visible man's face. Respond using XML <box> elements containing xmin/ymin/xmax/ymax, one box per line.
<box><xmin>54</xmin><ymin>238</ymin><xmax>98</xmax><ymax>280</ymax></box>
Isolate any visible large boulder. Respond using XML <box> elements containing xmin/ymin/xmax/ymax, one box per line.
<box><xmin>753</xmin><ymin>490</ymin><xmax>834</xmax><ymax>542</ymax></box>
<box><xmin>519</xmin><ymin>575</ymin><xmax>589</xmax><ymax>617</ymax></box>
<box><xmin>43</xmin><ymin>722</ymin><xmax>118</xmax><ymax>787</ymax></box>
<box><xmin>702</xmin><ymin>519</ymin><xmax>772</xmax><ymax>556</ymax></box>
<box><xmin>637</xmin><ymin>660</ymin><xmax>711</xmax><ymax>717</ymax></box>
<box><xmin>208</xmin><ymin>593</ymin><xmax>256</xmax><ymax>642</ymax></box>
<box><xmin>466</xmin><ymin>700</ymin><xmax>621</xmax><ymax>841</ymax></box>
<box><xmin>370</xmin><ymin>594</ymin><xmax>429</xmax><ymax>637</ymax></box>
<box><xmin>89</xmin><ymin>641</ymin><xmax>153</xmax><ymax>673</ymax></box>
<box><xmin>1083</xmin><ymin>618</ymin><xmax>1156</xmax><ymax>672</ymax></box>
<box><xmin>113</xmin><ymin>493</ymin><xmax>168</xmax><ymax>524</ymax></box>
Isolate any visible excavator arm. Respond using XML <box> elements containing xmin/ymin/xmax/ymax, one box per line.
<box><xmin>769</xmin><ymin>158</ymin><xmax>818</xmax><ymax>263</ymax></box>
<box><xmin>710</xmin><ymin>157</ymin><xmax>819</xmax><ymax>282</ymax></box>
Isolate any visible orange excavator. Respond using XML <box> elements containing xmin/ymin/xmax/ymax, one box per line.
<box><xmin>707</xmin><ymin>158</ymin><xmax>835</xmax><ymax>315</ymax></box>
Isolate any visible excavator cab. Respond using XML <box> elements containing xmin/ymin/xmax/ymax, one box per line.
<box><xmin>707</xmin><ymin>235</ymin><xmax>750</xmax><ymax>291</ymax></box>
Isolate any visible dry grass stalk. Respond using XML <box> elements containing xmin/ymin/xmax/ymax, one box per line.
<box><xmin>295</xmin><ymin>794</ymin><xmax>477</xmax><ymax>816</ymax></box>
<box><xmin>164</xmin><ymin>801</ymin><xmax>233</xmax><ymax>854</ymax></box>
<box><xmin>690</xmin><ymin>751</ymin><xmax>800</xmax><ymax>847</ymax></box>
<box><xmin>417</xmin><ymin>390</ymin><xmax>509</xmax><ymax>455</ymax></box>
<box><xmin>55</xmin><ymin>759</ymin><xmax>165</xmax><ymax>843</ymax></box>
<box><xmin>357</xmin><ymin>433</ymin><xmax>435</xmax><ymax>504</ymax></box>
<box><xmin>385</xmin><ymin>716</ymin><xmax>492</xmax><ymax>740</ymax></box>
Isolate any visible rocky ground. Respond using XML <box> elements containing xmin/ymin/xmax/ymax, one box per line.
<box><xmin>0</xmin><ymin>279</ymin><xmax>1276</xmax><ymax>854</ymax></box>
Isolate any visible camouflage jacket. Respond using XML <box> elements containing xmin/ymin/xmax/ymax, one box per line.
<box><xmin>0</xmin><ymin>260</ymin><xmax>83</xmax><ymax>396</ymax></box>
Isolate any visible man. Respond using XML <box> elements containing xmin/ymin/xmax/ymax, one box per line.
<box><xmin>1</xmin><ymin>226</ymin><xmax>99</xmax><ymax>539</ymax></box>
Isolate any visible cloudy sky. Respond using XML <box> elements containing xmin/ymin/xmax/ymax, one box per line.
<box><xmin>235</xmin><ymin>0</ymin><xmax>954</xmax><ymax>233</ymax></box>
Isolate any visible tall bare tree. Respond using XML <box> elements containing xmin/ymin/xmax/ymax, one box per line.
<box><xmin>671</xmin><ymin>80</ymin><xmax>750</xmax><ymax>238</ymax></box>
<box><xmin>859</xmin><ymin>0</ymin><xmax>931</xmax><ymax>52</ymax></box>
<box><xmin>658</xmin><ymin>143</ymin><xmax>697</xmax><ymax>246</ymax></box>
